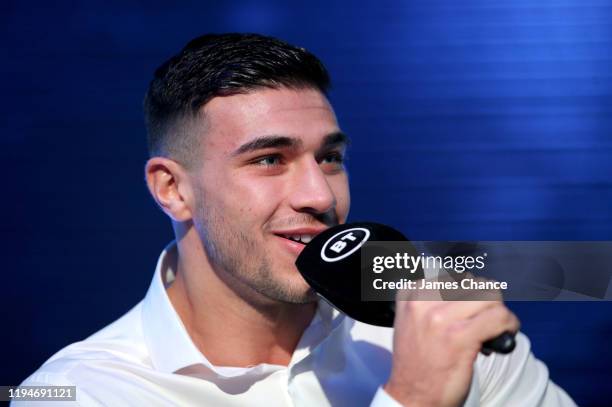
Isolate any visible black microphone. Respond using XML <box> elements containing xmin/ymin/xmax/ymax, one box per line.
<box><xmin>295</xmin><ymin>221</ymin><xmax>516</xmax><ymax>355</ymax></box>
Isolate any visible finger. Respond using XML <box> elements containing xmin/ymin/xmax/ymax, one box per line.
<box><xmin>457</xmin><ymin>305</ymin><xmax>520</xmax><ymax>348</ymax></box>
<box><xmin>421</xmin><ymin>301</ymin><xmax>502</xmax><ymax>331</ymax></box>
<box><xmin>396</xmin><ymin>274</ymin><xmax>503</xmax><ymax>303</ymax></box>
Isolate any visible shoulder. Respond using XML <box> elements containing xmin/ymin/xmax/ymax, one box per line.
<box><xmin>476</xmin><ymin>332</ymin><xmax>576</xmax><ymax>406</ymax></box>
<box><xmin>17</xmin><ymin>303</ymin><xmax>152</xmax><ymax>404</ymax></box>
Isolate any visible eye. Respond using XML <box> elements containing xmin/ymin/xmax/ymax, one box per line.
<box><xmin>321</xmin><ymin>151</ymin><xmax>345</xmax><ymax>165</ymax></box>
<box><xmin>253</xmin><ymin>155</ymin><xmax>282</xmax><ymax>166</ymax></box>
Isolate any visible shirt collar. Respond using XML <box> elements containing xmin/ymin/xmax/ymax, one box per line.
<box><xmin>141</xmin><ymin>241</ymin><xmax>207</xmax><ymax>375</ymax></box>
<box><xmin>141</xmin><ymin>241</ymin><xmax>345</xmax><ymax>377</ymax></box>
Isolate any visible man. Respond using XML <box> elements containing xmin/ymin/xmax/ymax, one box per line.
<box><xmin>18</xmin><ymin>33</ymin><xmax>575</xmax><ymax>406</ymax></box>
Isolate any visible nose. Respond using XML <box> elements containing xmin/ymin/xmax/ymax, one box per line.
<box><xmin>289</xmin><ymin>157</ymin><xmax>336</xmax><ymax>215</ymax></box>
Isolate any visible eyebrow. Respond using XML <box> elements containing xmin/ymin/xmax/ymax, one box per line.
<box><xmin>232</xmin><ymin>136</ymin><xmax>301</xmax><ymax>156</ymax></box>
<box><xmin>321</xmin><ymin>131</ymin><xmax>350</xmax><ymax>149</ymax></box>
<box><xmin>231</xmin><ymin>131</ymin><xmax>350</xmax><ymax>156</ymax></box>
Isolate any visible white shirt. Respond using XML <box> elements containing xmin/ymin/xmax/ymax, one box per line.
<box><xmin>15</xmin><ymin>242</ymin><xmax>575</xmax><ymax>406</ymax></box>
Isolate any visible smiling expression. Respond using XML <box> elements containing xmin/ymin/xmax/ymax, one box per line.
<box><xmin>188</xmin><ymin>86</ymin><xmax>351</xmax><ymax>303</ymax></box>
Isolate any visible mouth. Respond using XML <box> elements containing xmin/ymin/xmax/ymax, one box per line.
<box><xmin>275</xmin><ymin>233</ymin><xmax>314</xmax><ymax>244</ymax></box>
<box><xmin>272</xmin><ymin>228</ymin><xmax>327</xmax><ymax>254</ymax></box>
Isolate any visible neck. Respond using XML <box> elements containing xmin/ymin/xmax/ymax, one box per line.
<box><xmin>167</xmin><ymin>227</ymin><xmax>316</xmax><ymax>368</ymax></box>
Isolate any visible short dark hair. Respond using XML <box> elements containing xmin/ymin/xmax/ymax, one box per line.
<box><xmin>144</xmin><ymin>33</ymin><xmax>331</xmax><ymax>168</ymax></box>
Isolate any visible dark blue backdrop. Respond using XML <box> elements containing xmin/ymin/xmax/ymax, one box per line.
<box><xmin>3</xmin><ymin>1</ymin><xmax>611</xmax><ymax>406</ymax></box>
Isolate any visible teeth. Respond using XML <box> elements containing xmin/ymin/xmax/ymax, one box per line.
<box><xmin>281</xmin><ymin>234</ymin><xmax>313</xmax><ymax>244</ymax></box>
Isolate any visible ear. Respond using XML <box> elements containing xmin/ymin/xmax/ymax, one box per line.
<box><xmin>145</xmin><ymin>157</ymin><xmax>194</xmax><ymax>222</ymax></box>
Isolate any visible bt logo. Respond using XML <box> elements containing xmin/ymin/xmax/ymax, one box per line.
<box><xmin>320</xmin><ymin>228</ymin><xmax>371</xmax><ymax>262</ymax></box>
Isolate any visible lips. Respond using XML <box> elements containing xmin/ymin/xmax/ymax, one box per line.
<box><xmin>273</xmin><ymin>228</ymin><xmax>326</xmax><ymax>243</ymax></box>
<box><xmin>276</xmin><ymin>233</ymin><xmax>314</xmax><ymax>244</ymax></box>
<box><xmin>272</xmin><ymin>228</ymin><xmax>327</xmax><ymax>255</ymax></box>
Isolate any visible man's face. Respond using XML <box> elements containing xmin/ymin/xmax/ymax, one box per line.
<box><xmin>189</xmin><ymin>86</ymin><xmax>350</xmax><ymax>304</ymax></box>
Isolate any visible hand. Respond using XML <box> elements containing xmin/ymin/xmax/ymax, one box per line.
<box><xmin>384</xmin><ymin>281</ymin><xmax>520</xmax><ymax>407</ymax></box>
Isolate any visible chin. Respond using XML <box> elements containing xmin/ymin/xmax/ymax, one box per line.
<box><xmin>288</xmin><ymin>291</ymin><xmax>318</xmax><ymax>305</ymax></box>
<box><xmin>278</xmin><ymin>279</ymin><xmax>319</xmax><ymax>304</ymax></box>
<box><xmin>283</xmin><ymin>280</ymin><xmax>318</xmax><ymax>304</ymax></box>
<box><xmin>260</xmin><ymin>260</ymin><xmax>317</xmax><ymax>303</ymax></box>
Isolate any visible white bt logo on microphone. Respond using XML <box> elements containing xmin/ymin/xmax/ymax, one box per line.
<box><xmin>320</xmin><ymin>228</ymin><xmax>371</xmax><ymax>262</ymax></box>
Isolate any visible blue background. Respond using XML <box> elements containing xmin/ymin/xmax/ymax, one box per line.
<box><xmin>2</xmin><ymin>1</ymin><xmax>611</xmax><ymax>405</ymax></box>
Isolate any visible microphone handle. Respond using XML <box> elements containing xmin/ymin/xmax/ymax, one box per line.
<box><xmin>481</xmin><ymin>332</ymin><xmax>516</xmax><ymax>355</ymax></box>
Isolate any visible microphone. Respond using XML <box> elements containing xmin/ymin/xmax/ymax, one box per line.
<box><xmin>295</xmin><ymin>221</ymin><xmax>516</xmax><ymax>355</ymax></box>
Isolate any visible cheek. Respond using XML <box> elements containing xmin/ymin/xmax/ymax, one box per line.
<box><xmin>227</xmin><ymin>177</ymin><xmax>282</xmax><ymax>220</ymax></box>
